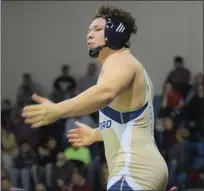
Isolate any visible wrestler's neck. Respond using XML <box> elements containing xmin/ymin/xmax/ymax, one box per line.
<box><xmin>97</xmin><ymin>47</ymin><xmax>129</xmax><ymax>64</ymax></box>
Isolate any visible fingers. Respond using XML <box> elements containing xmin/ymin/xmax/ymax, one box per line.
<box><xmin>23</xmin><ymin>105</ymin><xmax>42</xmax><ymax>112</ymax></box>
<box><xmin>32</xmin><ymin>94</ymin><xmax>49</xmax><ymax>104</ymax></box>
<box><xmin>75</xmin><ymin>121</ymin><xmax>84</xmax><ymax>127</ymax></box>
<box><xmin>67</xmin><ymin>132</ymin><xmax>80</xmax><ymax>143</ymax></box>
<box><xmin>31</xmin><ymin>121</ymin><xmax>45</xmax><ymax>128</ymax></box>
<box><xmin>67</xmin><ymin>133</ymin><xmax>79</xmax><ymax>139</ymax></box>
<box><xmin>68</xmin><ymin>138</ymin><xmax>81</xmax><ymax>144</ymax></box>
<box><xmin>22</xmin><ymin>109</ymin><xmax>45</xmax><ymax>125</ymax></box>
<box><xmin>73</xmin><ymin>143</ymin><xmax>83</xmax><ymax>147</ymax></box>
<box><xmin>68</xmin><ymin>128</ymin><xmax>80</xmax><ymax>134</ymax></box>
<box><xmin>22</xmin><ymin>109</ymin><xmax>44</xmax><ymax>118</ymax></box>
<box><xmin>67</xmin><ymin>131</ymin><xmax>83</xmax><ymax>147</ymax></box>
<box><xmin>75</xmin><ymin>121</ymin><xmax>81</xmax><ymax>126</ymax></box>
<box><xmin>24</xmin><ymin>116</ymin><xmax>44</xmax><ymax>124</ymax></box>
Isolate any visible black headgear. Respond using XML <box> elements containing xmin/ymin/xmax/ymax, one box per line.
<box><xmin>89</xmin><ymin>18</ymin><xmax>131</xmax><ymax>58</ymax></box>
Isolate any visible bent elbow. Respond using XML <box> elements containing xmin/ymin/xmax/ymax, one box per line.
<box><xmin>105</xmin><ymin>94</ymin><xmax>115</xmax><ymax>105</ymax></box>
<box><xmin>102</xmin><ymin>87</ymin><xmax>116</xmax><ymax>104</ymax></box>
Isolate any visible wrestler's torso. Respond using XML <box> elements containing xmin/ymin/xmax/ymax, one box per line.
<box><xmin>98</xmin><ymin>50</ymin><xmax>168</xmax><ymax>190</ymax></box>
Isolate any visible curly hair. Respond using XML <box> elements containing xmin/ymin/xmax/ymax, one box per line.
<box><xmin>94</xmin><ymin>4</ymin><xmax>138</xmax><ymax>35</ymax></box>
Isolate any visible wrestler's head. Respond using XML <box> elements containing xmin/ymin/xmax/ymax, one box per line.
<box><xmin>87</xmin><ymin>4</ymin><xmax>137</xmax><ymax>58</ymax></box>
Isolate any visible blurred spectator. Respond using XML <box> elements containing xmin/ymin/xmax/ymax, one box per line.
<box><xmin>18</xmin><ymin>140</ymin><xmax>38</xmax><ymax>186</ymax></box>
<box><xmin>52</xmin><ymin>152</ymin><xmax>75</xmax><ymax>188</ymax></box>
<box><xmin>9</xmin><ymin>140</ymin><xmax>38</xmax><ymax>189</ymax></box>
<box><xmin>1</xmin><ymin>125</ymin><xmax>17</xmax><ymax>174</ymax></box>
<box><xmin>16</xmin><ymin>73</ymin><xmax>42</xmax><ymax>106</ymax></box>
<box><xmin>65</xmin><ymin>116</ymin><xmax>97</xmax><ymax>136</ymax></box>
<box><xmin>165</xmin><ymin>56</ymin><xmax>191</xmax><ymax>97</ymax></box>
<box><xmin>161</xmin><ymin>117</ymin><xmax>177</xmax><ymax>161</ymax></box>
<box><xmin>11</xmin><ymin>100</ymin><xmax>39</xmax><ymax>147</ymax></box>
<box><xmin>67</xmin><ymin>169</ymin><xmax>92</xmax><ymax>191</ymax></box>
<box><xmin>50</xmin><ymin>84</ymin><xmax>65</xmax><ymax>103</ymax></box>
<box><xmin>11</xmin><ymin>100</ymin><xmax>25</xmax><ymax>126</ymax></box>
<box><xmin>98</xmin><ymin>163</ymin><xmax>108</xmax><ymax>191</ymax></box>
<box><xmin>34</xmin><ymin>143</ymin><xmax>53</xmax><ymax>187</ymax></box>
<box><xmin>187</xmin><ymin>166</ymin><xmax>204</xmax><ymax>188</ymax></box>
<box><xmin>33</xmin><ymin>137</ymin><xmax>60</xmax><ymax>187</ymax></box>
<box><xmin>168</xmin><ymin>128</ymin><xmax>190</xmax><ymax>186</ymax></box>
<box><xmin>185</xmin><ymin>73</ymin><xmax>204</xmax><ymax>104</ymax></box>
<box><xmin>1</xmin><ymin>177</ymin><xmax>12</xmax><ymax>191</ymax></box>
<box><xmin>64</xmin><ymin>115</ymin><xmax>97</xmax><ymax>159</ymax></box>
<box><xmin>78</xmin><ymin>62</ymin><xmax>98</xmax><ymax>92</ymax></box>
<box><xmin>64</xmin><ymin>146</ymin><xmax>91</xmax><ymax>169</ymax></box>
<box><xmin>46</xmin><ymin>137</ymin><xmax>60</xmax><ymax>164</ymax></box>
<box><xmin>197</xmin><ymin>165</ymin><xmax>204</xmax><ymax>188</ymax></box>
<box><xmin>53</xmin><ymin>65</ymin><xmax>76</xmax><ymax>100</ymax></box>
<box><xmin>186</xmin><ymin>84</ymin><xmax>204</xmax><ymax>140</ymax></box>
<box><xmin>159</xmin><ymin>83</ymin><xmax>183</xmax><ymax>120</ymax></box>
<box><xmin>35</xmin><ymin>183</ymin><xmax>47</xmax><ymax>191</ymax></box>
<box><xmin>10</xmin><ymin>146</ymin><xmax>30</xmax><ymax>190</ymax></box>
<box><xmin>38</xmin><ymin>121</ymin><xmax>64</xmax><ymax>151</ymax></box>
<box><xmin>1</xmin><ymin>99</ymin><xmax>12</xmax><ymax>126</ymax></box>
<box><xmin>87</xmin><ymin>142</ymin><xmax>107</xmax><ymax>191</ymax></box>
<box><xmin>55</xmin><ymin>179</ymin><xmax>67</xmax><ymax>191</ymax></box>
<box><xmin>1</xmin><ymin>169</ymin><xmax>8</xmax><ymax>179</ymax></box>
<box><xmin>77</xmin><ymin>63</ymin><xmax>99</xmax><ymax>122</ymax></box>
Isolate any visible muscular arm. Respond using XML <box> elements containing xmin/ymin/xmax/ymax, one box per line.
<box><xmin>58</xmin><ymin>56</ymin><xmax>135</xmax><ymax>118</ymax></box>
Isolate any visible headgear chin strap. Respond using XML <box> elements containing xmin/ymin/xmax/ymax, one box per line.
<box><xmin>89</xmin><ymin>18</ymin><xmax>130</xmax><ymax>58</ymax></box>
<box><xmin>89</xmin><ymin>45</ymin><xmax>107</xmax><ymax>58</ymax></box>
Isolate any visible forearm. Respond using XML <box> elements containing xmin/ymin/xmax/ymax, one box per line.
<box><xmin>58</xmin><ymin>85</ymin><xmax>113</xmax><ymax>118</ymax></box>
<box><xmin>93</xmin><ymin>128</ymin><xmax>103</xmax><ymax>142</ymax></box>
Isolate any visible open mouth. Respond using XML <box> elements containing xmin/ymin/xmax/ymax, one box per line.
<box><xmin>88</xmin><ymin>42</ymin><xmax>94</xmax><ymax>48</ymax></box>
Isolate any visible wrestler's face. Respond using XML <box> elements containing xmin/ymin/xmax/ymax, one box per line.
<box><xmin>87</xmin><ymin>18</ymin><xmax>106</xmax><ymax>49</ymax></box>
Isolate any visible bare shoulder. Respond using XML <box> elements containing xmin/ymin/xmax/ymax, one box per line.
<box><xmin>103</xmin><ymin>50</ymin><xmax>143</xmax><ymax>73</ymax></box>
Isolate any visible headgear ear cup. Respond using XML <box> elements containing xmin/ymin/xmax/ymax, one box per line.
<box><xmin>104</xmin><ymin>20</ymin><xmax>130</xmax><ymax>50</ymax></box>
<box><xmin>89</xmin><ymin>18</ymin><xmax>130</xmax><ymax>58</ymax></box>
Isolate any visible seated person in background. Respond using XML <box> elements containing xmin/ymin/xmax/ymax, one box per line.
<box><xmin>67</xmin><ymin>169</ymin><xmax>92</xmax><ymax>191</ymax></box>
<box><xmin>186</xmin><ymin>84</ymin><xmax>204</xmax><ymax>141</ymax></box>
<box><xmin>50</xmin><ymin>84</ymin><xmax>65</xmax><ymax>103</ymax></box>
<box><xmin>165</xmin><ymin>56</ymin><xmax>191</xmax><ymax>98</ymax></box>
<box><xmin>64</xmin><ymin>113</ymin><xmax>97</xmax><ymax>159</ymax></box>
<box><xmin>19</xmin><ymin>140</ymin><xmax>38</xmax><ymax>185</ymax></box>
<box><xmin>34</xmin><ymin>142</ymin><xmax>53</xmax><ymax>187</ymax></box>
<box><xmin>10</xmin><ymin>147</ymin><xmax>30</xmax><ymax>190</ymax></box>
<box><xmin>185</xmin><ymin>73</ymin><xmax>203</xmax><ymax>104</ymax></box>
<box><xmin>35</xmin><ymin>183</ymin><xmax>47</xmax><ymax>191</ymax></box>
<box><xmin>1</xmin><ymin>169</ymin><xmax>8</xmax><ymax>179</ymax></box>
<box><xmin>1</xmin><ymin>99</ymin><xmax>13</xmax><ymax>126</ymax></box>
<box><xmin>161</xmin><ymin>117</ymin><xmax>177</xmax><ymax>161</ymax></box>
<box><xmin>16</xmin><ymin>73</ymin><xmax>42</xmax><ymax>106</ymax></box>
<box><xmin>52</xmin><ymin>152</ymin><xmax>75</xmax><ymax>188</ymax></box>
<box><xmin>11</xmin><ymin>99</ymin><xmax>39</xmax><ymax>147</ymax></box>
<box><xmin>168</xmin><ymin>128</ymin><xmax>190</xmax><ymax>186</ymax></box>
<box><xmin>78</xmin><ymin>62</ymin><xmax>98</xmax><ymax>93</ymax></box>
<box><xmin>53</xmin><ymin>65</ymin><xmax>76</xmax><ymax>100</ymax></box>
<box><xmin>1</xmin><ymin>125</ymin><xmax>17</xmax><ymax>174</ymax></box>
<box><xmin>1</xmin><ymin>177</ymin><xmax>13</xmax><ymax>191</ymax></box>
<box><xmin>64</xmin><ymin>144</ymin><xmax>91</xmax><ymax>169</ymax></box>
<box><xmin>46</xmin><ymin>137</ymin><xmax>60</xmax><ymax>164</ymax></box>
<box><xmin>34</xmin><ymin>137</ymin><xmax>60</xmax><ymax>187</ymax></box>
<box><xmin>159</xmin><ymin>83</ymin><xmax>183</xmax><ymax>119</ymax></box>
<box><xmin>99</xmin><ymin>163</ymin><xmax>109</xmax><ymax>191</ymax></box>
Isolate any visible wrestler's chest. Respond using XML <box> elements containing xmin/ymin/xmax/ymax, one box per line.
<box><xmin>97</xmin><ymin>76</ymin><xmax>132</xmax><ymax>111</ymax></box>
